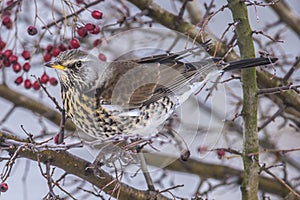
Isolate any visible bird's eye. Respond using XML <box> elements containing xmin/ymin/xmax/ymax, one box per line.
<box><xmin>75</xmin><ymin>61</ymin><xmax>82</xmax><ymax>68</ymax></box>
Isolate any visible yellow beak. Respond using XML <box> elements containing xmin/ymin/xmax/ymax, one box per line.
<box><xmin>44</xmin><ymin>61</ymin><xmax>66</xmax><ymax>70</ymax></box>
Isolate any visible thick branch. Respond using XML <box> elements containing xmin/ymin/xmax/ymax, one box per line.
<box><xmin>227</xmin><ymin>1</ymin><xmax>259</xmax><ymax>200</ymax></box>
<box><xmin>128</xmin><ymin>0</ymin><xmax>231</xmax><ymax>58</ymax></box>
<box><xmin>0</xmin><ymin>131</ymin><xmax>169</xmax><ymax>200</ymax></box>
<box><xmin>0</xmin><ymin>131</ymin><xmax>293</xmax><ymax>198</ymax></box>
<box><xmin>0</xmin><ymin>84</ymin><xmax>76</xmax><ymax>131</ymax></box>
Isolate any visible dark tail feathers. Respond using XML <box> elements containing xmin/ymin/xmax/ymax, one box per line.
<box><xmin>223</xmin><ymin>57</ymin><xmax>278</xmax><ymax>71</ymax></box>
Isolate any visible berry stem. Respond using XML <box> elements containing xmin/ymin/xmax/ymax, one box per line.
<box><xmin>33</xmin><ymin>75</ymin><xmax>64</xmax><ymax>112</ymax></box>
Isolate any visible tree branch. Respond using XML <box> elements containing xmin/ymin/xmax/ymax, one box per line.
<box><xmin>0</xmin><ymin>84</ymin><xmax>76</xmax><ymax>131</ymax></box>
<box><xmin>0</xmin><ymin>131</ymin><xmax>294</xmax><ymax>198</ymax></box>
<box><xmin>227</xmin><ymin>1</ymin><xmax>259</xmax><ymax>200</ymax></box>
<box><xmin>266</xmin><ymin>0</ymin><xmax>300</xmax><ymax>37</ymax></box>
<box><xmin>0</xmin><ymin>131</ymin><xmax>170</xmax><ymax>200</ymax></box>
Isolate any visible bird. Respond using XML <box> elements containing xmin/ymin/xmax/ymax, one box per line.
<box><xmin>45</xmin><ymin>47</ymin><xmax>277</xmax><ymax>142</ymax></box>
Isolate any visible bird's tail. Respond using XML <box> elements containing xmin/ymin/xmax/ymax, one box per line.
<box><xmin>223</xmin><ymin>57</ymin><xmax>278</xmax><ymax>71</ymax></box>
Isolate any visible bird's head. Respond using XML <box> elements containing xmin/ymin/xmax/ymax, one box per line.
<box><xmin>45</xmin><ymin>49</ymin><xmax>106</xmax><ymax>91</ymax></box>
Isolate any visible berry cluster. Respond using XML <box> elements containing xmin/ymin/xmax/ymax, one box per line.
<box><xmin>0</xmin><ymin>37</ymin><xmax>58</xmax><ymax>90</ymax></box>
<box><xmin>14</xmin><ymin>72</ymin><xmax>58</xmax><ymax>90</ymax></box>
<box><xmin>1</xmin><ymin>2</ymin><xmax>106</xmax><ymax>92</ymax></box>
<box><xmin>43</xmin><ymin>43</ymin><xmax>68</xmax><ymax>62</ymax></box>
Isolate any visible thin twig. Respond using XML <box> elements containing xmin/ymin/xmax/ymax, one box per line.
<box><xmin>257</xmin><ymin>84</ymin><xmax>300</xmax><ymax>95</ymax></box>
<box><xmin>258</xmin><ymin>105</ymin><xmax>288</xmax><ymax>131</ymax></box>
<box><xmin>45</xmin><ymin>161</ymin><xmax>56</xmax><ymax>197</ymax></box>
<box><xmin>261</xmin><ymin>165</ymin><xmax>300</xmax><ymax>198</ymax></box>
<box><xmin>20</xmin><ymin>125</ymin><xmax>35</xmax><ymax>143</ymax></box>
<box><xmin>248</xmin><ymin>147</ymin><xmax>300</xmax><ymax>156</ymax></box>
<box><xmin>252</xmin><ymin>30</ymin><xmax>284</xmax><ymax>43</ymax></box>
<box><xmin>57</xmin><ymin>109</ymin><xmax>66</xmax><ymax>144</ymax></box>
<box><xmin>137</xmin><ymin>151</ymin><xmax>155</xmax><ymax>191</ymax></box>
<box><xmin>0</xmin><ymin>105</ymin><xmax>16</xmax><ymax>125</ymax></box>
<box><xmin>33</xmin><ymin>75</ymin><xmax>64</xmax><ymax>112</ymax></box>
<box><xmin>177</xmin><ymin>0</ymin><xmax>190</xmax><ymax>20</ymax></box>
<box><xmin>42</xmin><ymin>0</ymin><xmax>104</xmax><ymax>29</ymax></box>
<box><xmin>283</xmin><ymin>56</ymin><xmax>300</xmax><ymax>82</ymax></box>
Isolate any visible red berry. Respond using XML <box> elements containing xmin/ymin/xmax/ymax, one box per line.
<box><xmin>217</xmin><ymin>149</ymin><xmax>225</xmax><ymax>159</ymax></box>
<box><xmin>52</xmin><ymin>48</ymin><xmax>61</xmax><ymax>57</ymax></box>
<box><xmin>40</xmin><ymin>72</ymin><xmax>49</xmax><ymax>84</ymax></box>
<box><xmin>49</xmin><ymin>77</ymin><xmax>58</xmax><ymax>86</ymax></box>
<box><xmin>15</xmin><ymin>76</ymin><xmax>23</xmax><ymax>85</ymax></box>
<box><xmin>3</xmin><ymin>49</ymin><xmax>13</xmax><ymax>58</ymax></box>
<box><xmin>0</xmin><ymin>40</ymin><xmax>6</xmax><ymax>50</ymax></box>
<box><xmin>58</xmin><ymin>43</ymin><xmax>67</xmax><ymax>51</ymax></box>
<box><xmin>24</xmin><ymin>79</ymin><xmax>32</xmax><ymax>89</ymax></box>
<box><xmin>3</xmin><ymin>58</ymin><xmax>10</xmax><ymax>67</ymax></box>
<box><xmin>45</xmin><ymin>44</ymin><xmax>53</xmax><ymax>52</ymax></box>
<box><xmin>12</xmin><ymin>62</ymin><xmax>21</xmax><ymax>72</ymax></box>
<box><xmin>27</xmin><ymin>25</ymin><xmax>38</xmax><ymax>35</ymax></box>
<box><xmin>32</xmin><ymin>80</ymin><xmax>40</xmax><ymax>90</ymax></box>
<box><xmin>93</xmin><ymin>39</ymin><xmax>102</xmax><ymax>47</ymax></box>
<box><xmin>23</xmin><ymin>62</ymin><xmax>31</xmax><ymax>72</ymax></box>
<box><xmin>0</xmin><ymin>183</ymin><xmax>8</xmax><ymax>192</ymax></box>
<box><xmin>98</xmin><ymin>53</ymin><xmax>107</xmax><ymax>61</ymax></box>
<box><xmin>2</xmin><ymin>16</ymin><xmax>12</xmax><ymax>29</ymax></box>
<box><xmin>91</xmin><ymin>10</ymin><xmax>103</xmax><ymax>19</ymax></box>
<box><xmin>77</xmin><ymin>26</ymin><xmax>88</xmax><ymax>37</ymax></box>
<box><xmin>85</xmin><ymin>23</ymin><xmax>95</xmax><ymax>32</ymax></box>
<box><xmin>76</xmin><ymin>0</ymin><xmax>84</xmax><ymax>4</ymax></box>
<box><xmin>9</xmin><ymin>54</ymin><xmax>18</xmax><ymax>63</ymax></box>
<box><xmin>54</xmin><ymin>134</ymin><xmax>59</xmax><ymax>144</ymax></box>
<box><xmin>21</xmin><ymin>50</ymin><xmax>31</xmax><ymax>60</ymax></box>
<box><xmin>90</xmin><ymin>26</ymin><xmax>100</xmax><ymax>34</ymax></box>
<box><xmin>69</xmin><ymin>38</ymin><xmax>80</xmax><ymax>49</ymax></box>
<box><xmin>43</xmin><ymin>53</ymin><xmax>52</xmax><ymax>62</ymax></box>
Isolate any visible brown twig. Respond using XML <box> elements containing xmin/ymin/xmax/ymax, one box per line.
<box><xmin>258</xmin><ymin>105</ymin><xmax>288</xmax><ymax>131</ymax></box>
<box><xmin>34</xmin><ymin>76</ymin><xmax>64</xmax><ymax>112</ymax></box>
<box><xmin>261</xmin><ymin>164</ymin><xmax>300</xmax><ymax>198</ymax></box>
<box><xmin>257</xmin><ymin>84</ymin><xmax>300</xmax><ymax>95</ymax></box>
<box><xmin>158</xmin><ymin>184</ymin><xmax>184</xmax><ymax>198</ymax></box>
<box><xmin>41</xmin><ymin>0</ymin><xmax>104</xmax><ymax>29</ymax></box>
<box><xmin>177</xmin><ymin>0</ymin><xmax>191</xmax><ymax>20</ymax></box>
<box><xmin>252</xmin><ymin>30</ymin><xmax>284</xmax><ymax>43</ymax></box>
<box><xmin>283</xmin><ymin>56</ymin><xmax>300</xmax><ymax>82</ymax></box>
<box><xmin>45</xmin><ymin>161</ymin><xmax>56</xmax><ymax>197</ymax></box>
<box><xmin>248</xmin><ymin>147</ymin><xmax>300</xmax><ymax>156</ymax></box>
<box><xmin>1</xmin><ymin>144</ymin><xmax>23</xmax><ymax>182</ymax></box>
<box><xmin>0</xmin><ymin>105</ymin><xmax>16</xmax><ymax>125</ymax></box>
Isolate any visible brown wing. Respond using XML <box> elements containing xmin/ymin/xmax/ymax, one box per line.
<box><xmin>95</xmin><ymin>47</ymin><xmax>218</xmax><ymax>110</ymax></box>
<box><xmin>96</xmin><ymin>60</ymin><xmax>198</xmax><ymax>110</ymax></box>
<box><xmin>96</xmin><ymin>61</ymin><xmax>159</xmax><ymax>109</ymax></box>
